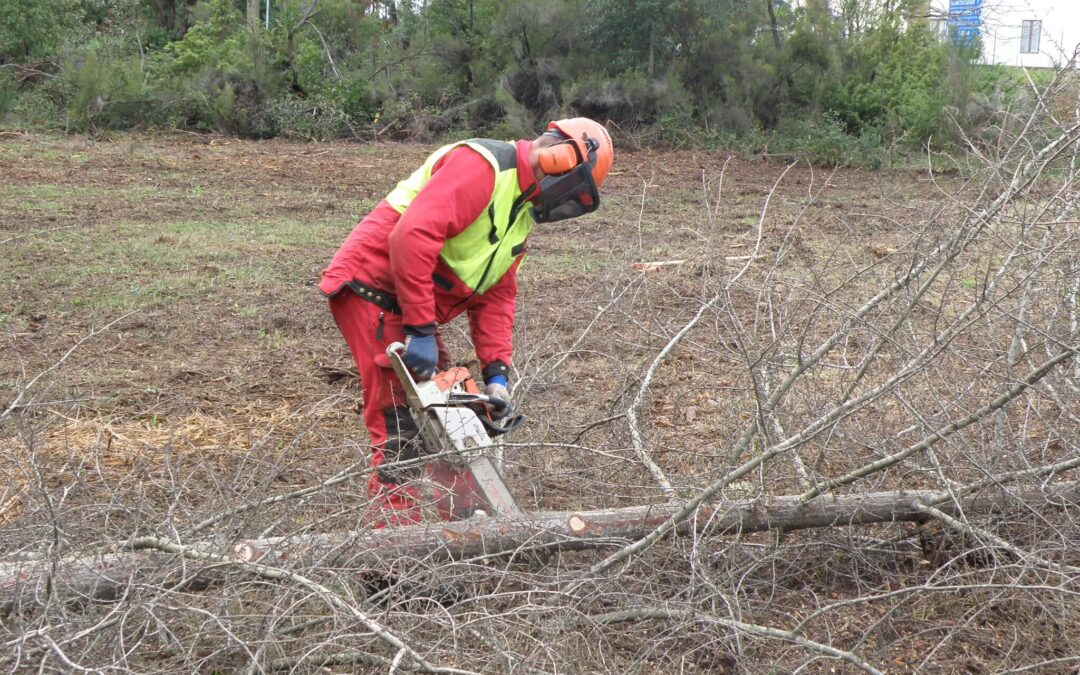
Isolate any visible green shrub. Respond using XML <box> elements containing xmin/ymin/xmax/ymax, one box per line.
<box><xmin>146</xmin><ymin>0</ymin><xmax>284</xmax><ymax>136</ymax></box>
<box><xmin>1</xmin><ymin>82</ymin><xmax>65</xmax><ymax>130</ymax></box>
<box><xmin>159</xmin><ymin>0</ymin><xmax>246</xmax><ymax>77</ymax></box>
<box><xmin>0</xmin><ymin>0</ymin><xmax>1015</xmax><ymax>156</ymax></box>
<box><xmin>0</xmin><ymin>73</ymin><xmax>16</xmax><ymax>119</ymax></box>
<box><xmin>769</xmin><ymin>113</ymin><xmax>884</xmax><ymax>168</ymax></box>
<box><xmin>567</xmin><ymin>72</ymin><xmax>665</xmax><ymax>126</ymax></box>
<box><xmin>171</xmin><ymin>70</ymin><xmax>272</xmax><ymax>136</ymax></box>
<box><xmin>487</xmin><ymin>88</ymin><xmax>542</xmax><ymax>140</ymax></box>
<box><xmin>467</xmin><ymin>95</ymin><xmax>505</xmax><ymax>134</ymax></box>
<box><xmin>307</xmin><ymin>69</ymin><xmax>375</xmax><ymax>125</ymax></box>
<box><xmin>65</xmin><ymin>51</ymin><xmax>162</xmax><ymax>131</ymax></box>
<box><xmin>263</xmin><ymin>92</ymin><xmax>357</xmax><ymax>140</ymax></box>
<box><xmin>0</xmin><ymin>0</ymin><xmax>78</xmax><ymax>61</ymax></box>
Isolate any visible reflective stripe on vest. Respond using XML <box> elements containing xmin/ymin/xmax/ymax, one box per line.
<box><xmin>385</xmin><ymin>139</ymin><xmax>534</xmax><ymax>295</ymax></box>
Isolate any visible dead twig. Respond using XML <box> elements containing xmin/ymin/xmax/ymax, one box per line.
<box><xmin>1</xmin><ymin>312</ymin><xmax>138</xmax><ymax>422</ymax></box>
<box><xmin>579</xmin><ymin>607</ymin><xmax>884</xmax><ymax>675</ymax></box>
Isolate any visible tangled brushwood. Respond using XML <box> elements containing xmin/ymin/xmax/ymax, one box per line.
<box><xmin>2</xmin><ymin>69</ymin><xmax>1079</xmax><ymax>673</ymax></box>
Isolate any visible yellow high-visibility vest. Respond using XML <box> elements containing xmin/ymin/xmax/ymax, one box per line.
<box><xmin>386</xmin><ymin>139</ymin><xmax>534</xmax><ymax>294</ymax></box>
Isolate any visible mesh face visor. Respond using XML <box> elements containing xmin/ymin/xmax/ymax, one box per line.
<box><xmin>531</xmin><ymin>140</ymin><xmax>601</xmax><ymax>223</ymax></box>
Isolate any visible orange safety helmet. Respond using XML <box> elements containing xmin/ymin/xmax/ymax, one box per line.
<box><xmin>531</xmin><ymin>117</ymin><xmax>614</xmax><ymax>223</ymax></box>
<box><xmin>538</xmin><ymin>117</ymin><xmax>614</xmax><ymax>187</ymax></box>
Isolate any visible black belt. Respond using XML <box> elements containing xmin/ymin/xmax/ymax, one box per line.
<box><xmin>346</xmin><ymin>281</ymin><xmax>402</xmax><ymax>314</ymax></box>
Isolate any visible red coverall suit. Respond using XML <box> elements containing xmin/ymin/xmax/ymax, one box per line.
<box><xmin>320</xmin><ymin>140</ymin><xmax>535</xmax><ymax>524</ymax></box>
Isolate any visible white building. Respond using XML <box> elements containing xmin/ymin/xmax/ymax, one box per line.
<box><xmin>933</xmin><ymin>0</ymin><xmax>1080</xmax><ymax>68</ymax></box>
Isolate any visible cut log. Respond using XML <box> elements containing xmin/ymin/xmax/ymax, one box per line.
<box><xmin>2</xmin><ymin>482</ymin><xmax>1077</xmax><ymax>614</ymax></box>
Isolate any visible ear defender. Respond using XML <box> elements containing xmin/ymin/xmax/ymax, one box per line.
<box><xmin>538</xmin><ymin>142</ymin><xmax>581</xmax><ymax>176</ymax></box>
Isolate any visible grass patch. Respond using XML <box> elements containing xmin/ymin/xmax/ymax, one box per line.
<box><xmin>1</xmin><ymin>184</ymin><xmax>104</xmax><ymax>213</ymax></box>
<box><xmin>2</xmin><ymin>216</ymin><xmax>341</xmax><ymax>316</ymax></box>
<box><xmin>528</xmin><ymin>250</ymin><xmax>616</xmax><ymax>277</ymax></box>
<box><xmin>167</xmin><ymin>218</ymin><xmax>343</xmax><ymax>252</ymax></box>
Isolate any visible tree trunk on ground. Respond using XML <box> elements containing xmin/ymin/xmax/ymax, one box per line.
<box><xmin>2</xmin><ymin>482</ymin><xmax>1077</xmax><ymax>615</ymax></box>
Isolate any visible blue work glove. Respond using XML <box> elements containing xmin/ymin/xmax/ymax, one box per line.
<box><xmin>483</xmin><ymin>374</ymin><xmax>511</xmax><ymax>419</ymax></box>
<box><xmin>402</xmin><ymin>327</ymin><xmax>438</xmax><ymax>380</ymax></box>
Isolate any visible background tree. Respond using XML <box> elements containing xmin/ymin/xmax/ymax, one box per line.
<box><xmin>0</xmin><ymin>0</ymin><xmax>1030</xmax><ymax>162</ymax></box>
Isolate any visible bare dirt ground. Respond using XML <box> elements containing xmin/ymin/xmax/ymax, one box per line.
<box><xmin>1</xmin><ymin>132</ymin><xmax>1077</xmax><ymax>673</ymax></box>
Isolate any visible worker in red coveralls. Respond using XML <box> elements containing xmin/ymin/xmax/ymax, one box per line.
<box><xmin>320</xmin><ymin>118</ymin><xmax>615</xmax><ymax>525</ymax></box>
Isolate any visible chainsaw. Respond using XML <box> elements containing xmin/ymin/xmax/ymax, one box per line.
<box><xmin>385</xmin><ymin>342</ymin><xmax>525</xmax><ymax>520</ymax></box>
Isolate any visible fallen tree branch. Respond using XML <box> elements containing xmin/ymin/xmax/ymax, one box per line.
<box><xmin>72</xmin><ymin>537</ymin><xmax>462</xmax><ymax>673</ymax></box>
<box><xmin>916</xmin><ymin>503</ymin><xmax>1080</xmax><ymax>576</ymax></box>
<box><xmin>724</xmin><ymin>121</ymin><xmax>1080</xmax><ymax>469</ymax></box>
<box><xmin>720</xmin><ymin>335</ymin><xmax>1071</xmax><ymax>541</ymax></box>
<box><xmin>625</xmin><ymin>288</ymin><xmax>721</xmax><ymax>498</ymax></box>
<box><xmin>2</xmin><ymin>482</ymin><xmax>1077</xmax><ymax>614</ymax></box>
<box><xmin>797</xmin><ymin>347</ymin><xmax>1076</xmax><ymax>502</ymax></box>
<box><xmin>578</xmin><ymin>607</ymin><xmax>884</xmax><ymax>674</ymax></box>
<box><xmin>268</xmin><ymin>649</ymin><xmax>392</xmax><ymax>672</ymax></box>
<box><xmin>791</xmin><ymin>581</ymin><xmax>1080</xmax><ymax>637</ymax></box>
<box><xmin>586</xmin><ymin>345</ymin><xmax>1076</xmax><ymax>579</ymax></box>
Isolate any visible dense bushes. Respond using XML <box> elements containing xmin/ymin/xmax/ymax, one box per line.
<box><xmin>0</xmin><ymin>0</ymin><xmax>1018</xmax><ymax>164</ymax></box>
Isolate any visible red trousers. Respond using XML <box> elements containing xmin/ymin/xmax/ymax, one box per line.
<box><xmin>327</xmin><ymin>290</ymin><xmax>449</xmax><ymax>525</ymax></box>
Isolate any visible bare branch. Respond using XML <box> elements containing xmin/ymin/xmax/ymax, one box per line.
<box><xmin>1</xmin><ymin>312</ymin><xmax>137</xmax><ymax>422</ymax></box>
<box><xmin>580</xmin><ymin>607</ymin><xmax>884</xmax><ymax>674</ymax></box>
